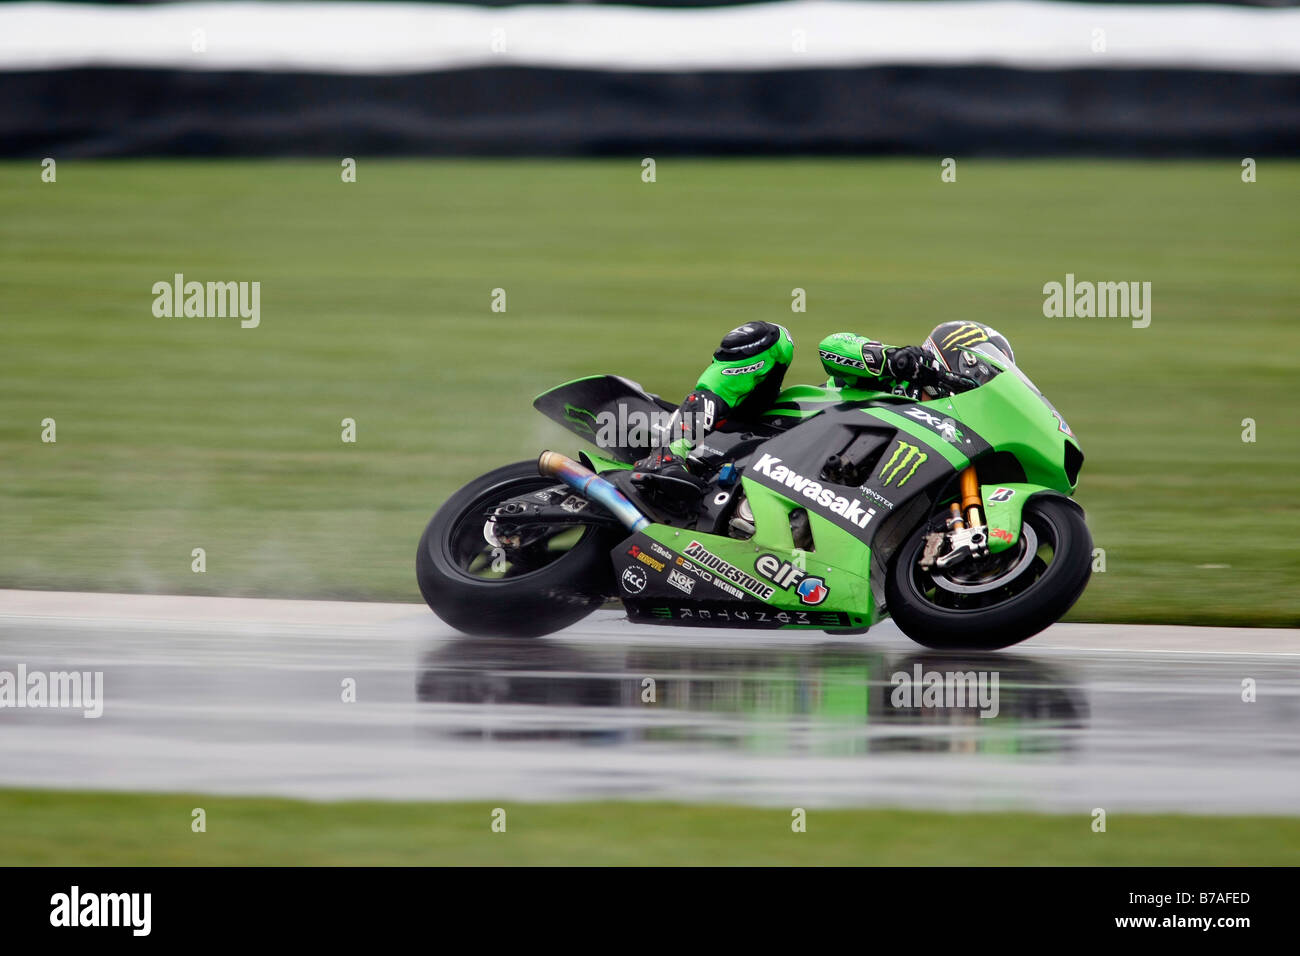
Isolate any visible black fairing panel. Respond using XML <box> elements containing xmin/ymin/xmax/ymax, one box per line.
<box><xmin>533</xmin><ymin>375</ymin><xmax>676</xmax><ymax>463</ymax></box>
<box><xmin>737</xmin><ymin>405</ymin><xmax>962</xmax><ymax>549</ymax></box>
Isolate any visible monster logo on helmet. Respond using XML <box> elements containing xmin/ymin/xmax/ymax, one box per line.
<box><xmin>923</xmin><ymin>321</ymin><xmax>1015</xmax><ymax>371</ymax></box>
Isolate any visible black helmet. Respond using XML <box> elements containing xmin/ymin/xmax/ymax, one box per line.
<box><xmin>922</xmin><ymin>321</ymin><xmax>1015</xmax><ymax>372</ymax></box>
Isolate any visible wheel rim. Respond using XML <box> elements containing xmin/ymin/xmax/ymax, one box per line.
<box><xmin>906</xmin><ymin>510</ymin><xmax>1059</xmax><ymax>612</ymax></box>
<box><xmin>932</xmin><ymin>524</ymin><xmax>1040</xmax><ymax>595</ymax></box>
<box><xmin>444</xmin><ymin>477</ymin><xmax>596</xmax><ymax>582</ymax></box>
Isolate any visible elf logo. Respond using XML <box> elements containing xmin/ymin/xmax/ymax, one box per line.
<box><xmin>749</xmin><ymin>454</ymin><xmax>877</xmax><ymax>529</ymax></box>
<box><xmin>754</xmin><ymin>553</ymin><xmax>831</xmax><ymax>605</ymax></box>
<box><xmin>796</xmin><ymin>577</ymin><xmax>829</xmax><ymax>606</ymax></box>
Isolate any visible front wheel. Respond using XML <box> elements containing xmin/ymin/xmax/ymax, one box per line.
<box><xmin>885</xmin><ymin>496</ymin><xmax>1092</xmax><ymax>650</ymax></box>
<box><xmin>416</xmin><ymin>461</ymin><xmax>620</xmax><ymax>637</ymax></box>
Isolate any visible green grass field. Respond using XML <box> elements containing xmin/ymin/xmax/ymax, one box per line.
<box><xmin>2</xmin><ymin>789</ymin><xmax>1296</xmax><ymax>866</ymax></box>
<box><xmin>1</xmin><ymin>159</ymin><xmax>1296</xmax><ymax>624</ymax></box>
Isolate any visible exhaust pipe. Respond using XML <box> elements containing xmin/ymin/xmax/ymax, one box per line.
<box><xmin>538</xmin><ymin>451</ymin><xmax>650</xmax><ymax>533</ymax></box>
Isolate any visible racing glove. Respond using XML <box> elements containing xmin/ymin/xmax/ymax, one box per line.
<box><xmin>884</xmin><ymin>345</ymin><xmax>930</xmax><ymax>383</ymax></box>
<box><xmin>886</xmin><ymin>345</ymin><xmax>978</xmax><ymax>394</ymax></box>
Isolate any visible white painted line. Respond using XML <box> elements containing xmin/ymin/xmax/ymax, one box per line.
<box><xmin>2</xmin><ymin>1</ymin><xmax>1297</xmax><ymax>75</ymax></box>
<box><xmin>2</xmin><ymin>589</ymin><xmax>1297</xmax><ymax>655</ymax></box>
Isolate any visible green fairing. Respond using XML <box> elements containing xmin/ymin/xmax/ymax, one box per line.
<box><xmin>532</xmin><ymin>375</ymin><xmax>602</xmax><ymax>403</ymax></box>
<box><xmin>639</xmin><ymin>522</ymin><xmax>878</xmax><ymax>630</ymax></box>
<box><xmin>943</xmin><ymin>371</ymin><xmax>1080</xmax><ymax>492</ymax></box>
<box><xmin>553</xmin><ymin>341</ymin><xmax>1081</xmax><ymax>630</ymax></box>
<box><xmin>580</xmin><ymin>450</ymin><xmax>633</xmax><ymax>472</ymax></box>
<box><xmin>861</xmin><ymin>406</ymin><xmax>970</xmax><ymax>469</ymax></box>
<box><xmin>763</xmin><ymin>383</ymin><xmax>897</xmax><ymax>418</ymax></box>
<box><xmin>981</xmin><ymin>483</ymin><xmax>1033</xmax><ymax>553</ymax></box>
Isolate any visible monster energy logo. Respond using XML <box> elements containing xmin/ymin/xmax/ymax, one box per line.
<box><xmin>879</xmin><ymin>441</ymin><xmax>928</xmax><ymax>486</ymax></box>
<box><xmin>563</xmin><ymin>403</ymin><xmax>598</xmax><ymax>437</ymax></box>
<box><xmin>940</xmin><ymin>324</ymin><xmax>989</xmax><ymax>349</ymax></box>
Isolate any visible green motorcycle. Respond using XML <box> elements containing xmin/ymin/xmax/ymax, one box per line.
<box><xmin>417</xmin><ymin>342</ymin><xmax>1091</xmax><ymax>650</ymax></box>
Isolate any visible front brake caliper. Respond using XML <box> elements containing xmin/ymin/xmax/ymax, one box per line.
<box><xmin>919</xmin><ymin>519</ymin><xmax>991</xmax><ymax>571</ymax></box>
<box><xmin>919</xmin><ymin>532</ymin><xmax>945</xmax><ymax>569</ymax></box>
<box><xmin>933</xmin><ymin>525</ymin><xmax>989</xmax><ymax>569</ymax></box>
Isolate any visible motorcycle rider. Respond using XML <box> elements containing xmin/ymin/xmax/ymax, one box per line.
<box><xmin>633</xmin><ymin>320</ymin><xmax>1012</xmax><ymax>504</ymax></box>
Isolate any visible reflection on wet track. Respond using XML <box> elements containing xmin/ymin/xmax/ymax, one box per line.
<box><xmin>1</xmin><ymin>600</ymin><xmax>1297</xmax><ymax>812</ymax></box>
<box><xmin>416</xmin><ymin>640</ymin><xmax>1088</xmax><ymax>756</ymax></box>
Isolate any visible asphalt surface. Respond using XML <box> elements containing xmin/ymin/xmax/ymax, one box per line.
<box><xmin>1</xmin><ymin>590</ymin><xmax>1298</xmax><ymax>812</ymax></box>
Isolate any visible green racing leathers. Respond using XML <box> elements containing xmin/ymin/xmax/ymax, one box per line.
<box><xmin>658</xmin><ymin>325</ymin><xmax>928</xmax><ymax>461</ymax></box>
<box><xmin>633</xmin><ymin>323</ymin><xmax>936</xmax><ymax>508</ymax></box>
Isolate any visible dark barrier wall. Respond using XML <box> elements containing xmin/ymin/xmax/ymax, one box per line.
<box><xmin>3</xmin><ymin>0</ymin><xmax>1298</xmax><ymax>156</ymax></box>
<box><xmin>4</xmin><ymin>66</ymin><xmax>1298</xmax><ymax>157</ymax></box>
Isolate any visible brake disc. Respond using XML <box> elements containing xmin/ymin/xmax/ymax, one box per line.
<box><xmin>931</xmin><ymin>524</ymin><xmax>1039</xmax><ymax>595</ymax></box>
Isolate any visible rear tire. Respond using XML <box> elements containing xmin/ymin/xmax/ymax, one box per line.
<box><xmin>416</xmin><ymin>461</ymin><xmax>620</xmax><ymax>638</ymax></box>
<box><xmin>885</xmin><ymin>496</ymin><xmax>1092</xmax><ymax>650</ymax></box>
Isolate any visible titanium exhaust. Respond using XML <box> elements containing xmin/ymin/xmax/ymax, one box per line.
<box><xmin>537</xmin><ymin>451</ymin><xmax>650</xmax><ymax>533</ymax></box>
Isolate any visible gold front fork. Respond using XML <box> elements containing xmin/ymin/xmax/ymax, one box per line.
<box><xmin>960</xmin><ymin>465</ymin><xmax>983</xmax><ymax>529</ymax></box>
<box><xmin>928</xmin><ymin>465</ymin><xmax>989</xmax><ymax>571</ymax></box>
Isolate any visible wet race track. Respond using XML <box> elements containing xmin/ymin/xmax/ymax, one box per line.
<box><xmin>1</xmin><ymin>590</ymin><xmax>1298</xmax><ymax>812</ymax></box>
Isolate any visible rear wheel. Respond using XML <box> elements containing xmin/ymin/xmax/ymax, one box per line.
<box><xmin>885</xmin><ymin>496</ymin><xmax>1092</xmax><ymax>650</ymax></box>
<box><xmin>416</xmin><ymin>461</ymin><xmax>620</xmax><ymax>637</ymax></box>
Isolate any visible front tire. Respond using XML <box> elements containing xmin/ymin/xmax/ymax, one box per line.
<box><xmin>416</xmin><ymin>461</ymin><xmax>619</xmax><ymax>638</ymax></box>
<box><xmin>885</xmin><ymin>496</ymin><xmax>1092</xmax><ymax>650</ymax></box>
